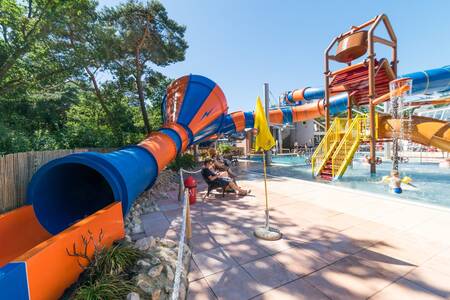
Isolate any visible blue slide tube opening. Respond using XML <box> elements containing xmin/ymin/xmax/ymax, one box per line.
<box><xmin>27</xmin><ymin>147</ymin><xmax>158</xmax><ymax>235</ymax></box>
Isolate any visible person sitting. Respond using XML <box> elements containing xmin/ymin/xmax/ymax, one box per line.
<box><xmin>209</xmin><ymin>149</ymin><xmax>237</xmax><ymax>181</ymax></box>
<box><xmin>201</xmin><ymin>158</ymin><xmax>249</xmax><ymax>196</ymax></box>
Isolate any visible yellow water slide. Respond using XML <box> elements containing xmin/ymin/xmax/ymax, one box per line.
<box><xmin>378</xmin><ymin>115</ymin><xmax>450</xmax><ymax>152</ymax></box>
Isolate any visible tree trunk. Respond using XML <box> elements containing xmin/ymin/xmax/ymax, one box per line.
<box><xmin>135</xmin><ymin>50</ymin><xmax>151</xmax><ymax>134</ymax></box>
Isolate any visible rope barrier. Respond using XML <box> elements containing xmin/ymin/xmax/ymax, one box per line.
<box><xmin>180</xmin><ymin>168</ymin><xmax>203</xmax><ymax>174</ymax></box>
<box><xmin>171</xmin><ymin>167</ymin><xmax>199</xmax><ymax>300</ymax></box>
<box><xmin>171</xmin><ymin>188</ymin><xmax>188</xmax><ymax>299</ymax></box>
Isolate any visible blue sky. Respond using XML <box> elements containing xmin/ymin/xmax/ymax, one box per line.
<box><xmin>98</xmin><ymin>0</ymin><xmax>450</xmax><ymax>112</ymax></box>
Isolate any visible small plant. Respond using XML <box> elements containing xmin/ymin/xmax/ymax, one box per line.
<box><xmin>64</xmin><ymin>232</ymin><xmax>145</xmax><ymax>299</ymax></box>
<box><xmin>94</xmin><ymin>241</ymin><xmax>143</xmax><ymax>277</ymax></box>
<box><xmin>72</xmin><ymin>275</ymin><xmax>135</xmax><ymax>300</ymax></box>
<box><xmin>168</xmin><ymin>153</ymin><xmax>196</xmax><ymax>171</ymax></box>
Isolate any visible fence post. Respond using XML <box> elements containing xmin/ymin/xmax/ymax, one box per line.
<box><xmin>185</xmin><ymin>190</ymin><xmax>192</xmax><ymax>243</ymax></box>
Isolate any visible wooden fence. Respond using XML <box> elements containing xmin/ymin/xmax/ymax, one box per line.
<box><xmin>0</xmin><ymin>148</ymin><xmax>112</xmax><ymax>213</ymax></box>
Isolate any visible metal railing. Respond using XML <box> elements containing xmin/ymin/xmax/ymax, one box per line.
<box><xmin>311</xmin><ymin>118</ymin><xmax>346</xmax><ymax>177</ymax></box>
<box><xmin>331</xmin><ymin>115</ymin><xmax>367</xmax><ymax>179</ymax></box>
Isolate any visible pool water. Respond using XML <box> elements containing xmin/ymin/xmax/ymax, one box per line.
<box><xmin>243</xmin><ymin>155</ymin><xmax>450</xmax><ymax>209</ymax></box>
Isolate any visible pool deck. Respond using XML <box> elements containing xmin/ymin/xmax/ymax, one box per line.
<box><xmin>145</xmin><ymin>170</ymin><xmax>450</xmax><ymax>299</ymax></box>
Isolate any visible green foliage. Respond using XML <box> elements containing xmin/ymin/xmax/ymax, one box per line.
<box><xmin>168</xmin><ymin>153</ymin><xmax>196</xmax><ymax>171</ymax></box>
<box><xmin>217</xmin><ymin>143</ymin><xmax>232</xmax><ymax>154</ymax></box>
<box><xmin>0</xmin><ymin>0</ymin><xmax>188</xmax><ymax>154</ymax></box>
<box><xmin>91</xmin><ymin>242</ymin><xmax>144</xmax><ymax>279</ymax></box>
<box><xmin>72</xmin><ymin>274</ymin><xmax>135</xmax><ymax>300</ymax></box>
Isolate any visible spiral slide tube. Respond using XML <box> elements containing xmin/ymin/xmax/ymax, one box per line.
<box><xmin>0</xmin><ymin>74</ymin><xmax>228</xmax><ymax>299</ymax></box>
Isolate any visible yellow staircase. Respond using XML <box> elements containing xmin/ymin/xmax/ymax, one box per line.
<box><xmin>312</xmin><ymin>114</ymin><xmax>374</xmax><ymax>180</ymax></box>
<box><xmin>331</xmin><ymin>114</ymin><xmax>373</xmax><ymax>179</ymax></box>
<box><xmin>311</xmin><ymin>118</ymin><xmax>347</xmax><ymax>178</ymax></box>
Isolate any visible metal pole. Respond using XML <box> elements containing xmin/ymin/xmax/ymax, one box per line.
<box><xmin>262</xmin><ymin>151</ymin><xmax>270</xmax><ymax>229</ymax></box>
<box><xmin>324</xmin><ymin>62</ymin><xmax>331</xmax><ymax>130</ymax></box>
<box><xmin>185</xmin><ymin>189</ymin><xmax>192</xmax><ymax>242</ymax></box>
<box><xmin>264</xmin><ymin>83</ymin><xmax>272</xmax><ymax>165</ymax></box>
<box><xmin>324</xmin><ymin>37</ymin><xmax>338</xmax><ymax>130</ymax></box>
<box><xmin>368</xmin><ymin>15</ymin><xmax>383</xmax><ymax>175</ymax></box>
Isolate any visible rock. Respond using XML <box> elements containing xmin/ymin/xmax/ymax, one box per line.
<box><xmin>125</xmin><ymin>235</ymin><xmax>132</xmax><ymax>243</ymax></box>
<box><xmin>136</xmin><ymin>274</ymin><xmax>153</xmax><ymax>294</ymax></box>
<box><xmin>148</xmin><ymin>264</ymin><xmax>163</xmax><ymax>278</ymax></box>
<box><xmin>135</xmin><ymin>237</ymin><xmax>155</xmax><ymax>251</ymax></box>
<box><xmin>158</xmin><ymin>247</ymin><xmax>177</xmax><ymax>263</ymax></box>
<box><xmin>137</xmin><ymin>259</ymin><xmax>151</xmax><ymax>268</ymax></box>
<box><xmin>152</xmin><ymin>288</ymin><xmax>161</xmax><ymax>300</ymax></box>
<box><xmin>166</xmin><ymin>265</ymin><xmax>174</xmax><ymax>281</ymax></box>
<box><xmin>160</xmin><ymin>239</ymin><xmax>177</xmax><ymax>248</ymax></box>
<box><xmin>132</xmin><ymin>224</ymin><xmax>143</xmax><ymax>234</ymax></box>
<box><xmin>126</xmin><ymin>292</ymin><xmax>140</xmax><ymax>300</ymax></box>
<box><xmin>150</xmin><ymin>256</ymin><xmax>161</xmax><ymax>265</ymax></box>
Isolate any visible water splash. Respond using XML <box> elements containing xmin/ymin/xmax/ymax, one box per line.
<box><xmin>389</xmin><ymin>78</ymin><xmax>413</xmax><ymax>171</ymax></box>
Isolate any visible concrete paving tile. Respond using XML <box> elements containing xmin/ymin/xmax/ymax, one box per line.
<box><xmin>320</xmin><ymin>231</ymin><xmax>371</xmax><ymax>255</ymax></box>
<box><xmin>367</xmin><ymin>232</ymin><xmax>445</xmax><ymax>265</ymax></box>
<box><xmin>142</xmin><ymin>214</ymin><xmax>170</xmax><ymax>237</ymax></box>
<box><xmin>422</xmin><ymin>251</ymin><xmax>450</xmax><ymax>276</ymax></box>
<box><xmin>404</xmin><ymin>266</ymin><xmax>450</xmax><ymax>298</ymax></box>
<box><xmin>158</xmin><ymin>203</ymin><xmax>180</xmax><ymax>212</ymax></box>
<box><xmin>304</xmin><ymin>256</ymin><xmax>395</xmax><ymax>300</ymax></box>
<box><xmin>188</xmin><ymin>259</ymin><xmax>204</xmax><ymax>282</ymax></box>
<box><xmin>190</xmin><ymin>233</ymin><xmax>221</xmax><ymax>254</ymax></box>
<box><xmin>205</xmin><ymin>266</ymin><xmax>265</xmax><ymax>300</ymax></box>
<box><xmin>369</xmin><ymin>278</ymin><xmax>445</xmax><ymax>300</ymax></box>
<box><xmin>242</xmin><ymin>255</ymin><xmax>298</xmax><ymax>291</ymax></box>
<box><xmin>194</xmin><ymin>168</ymin><xmax>450</xmax><ymax>299</ymax></box>
<box><xmin>315</xmin><ymin>213</ymin><xmax>365</xmax><ymax>232</ymax></box>
<box><xmin>187</xmin><ymin>278</ymin><xmax>217</xmax><ymax>300</ymax></box>
<box><xmin>193</xmin><ymin>247</ymin><xmax>237</xmax><ymax>277</ymax></box>
<box><xmin>140</xmin><ymin>211</ymin><xmax>166</xmax><ymax>222</ymax></box>
<box><xmin>163</xmin><ymin>208</ymin><xmax>183</xmax><ymax>222</ymax></box>
<box><xmin>293</xmin><ymin>240</ymin><xmax>349</xmax><ymax>264</ymax></box>
<box><xmin>221</xmin><ymin>239</ymin><xmax>270</xmax><ymax>265</ymax></box>
<box><xmin>353</xmin><ymin>249</ymin><xmax>417</xmax><ymax>280</ymax></box>
<box><xmin>272</xmin><ymin>245</ymin><xmax>330</xmax><ymax>276</ymax></box>
<box><xmin>210</xmin><ymin>227</ymin><xmax>250</xmax><ymax>246</ymax></box>
<box><xmin>252</xmin><ymin>278</ymin><xmax>329</xmax><ymax>300</ymax></box>
<box><xmin>339</xmin><ymin>225</ymin><xmax>388</xmax><ymax>248</ymax></box>
<box><xmin>252</xmin><ymin>235</ymin><xmax>301</xmax><ymax>255</ymax></box>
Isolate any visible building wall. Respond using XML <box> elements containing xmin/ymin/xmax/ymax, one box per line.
<box><xmin>287</xmin><ymin>121</ymin><xmax>315</xmax><ymax>148</ymax></box>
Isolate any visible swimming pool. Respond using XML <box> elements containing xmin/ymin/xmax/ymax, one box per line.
<box><xmin>242</xmin><ymin>155</ymin><xmax>450</xmax><ymax>209</ymax></box>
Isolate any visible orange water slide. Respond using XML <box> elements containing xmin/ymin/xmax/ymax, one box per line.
<box><xmin>378</xmin><ymin>115</ymin><xmax>450</xmax><ymax>152</ymax></box>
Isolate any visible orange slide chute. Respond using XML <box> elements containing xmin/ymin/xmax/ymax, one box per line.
<box><xmin>378</xmin><ymin>115</ymin><xmax>450</xmax><ymax>152</ymax></box>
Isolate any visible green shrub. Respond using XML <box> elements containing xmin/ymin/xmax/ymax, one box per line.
<box><xmin>217</xmin><ymin>143</ymin><xmax>232</xmax><ymax>154</ymax></box>
<box><xmin>168</xmin><ymin>153</ymin><xmax>196</xmax><ymax>171</ymax></box>
<box><xmin>72</xmin><ymin>275</ymin><xmax>135</xmax><ymax>300</ymax></box>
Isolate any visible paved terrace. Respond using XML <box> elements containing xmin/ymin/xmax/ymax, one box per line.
<box><xmin>143</xmin><ymin>170</ymin><xmax>450</xmax><ymax>300</ymax></box>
